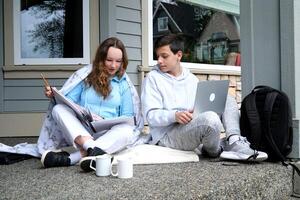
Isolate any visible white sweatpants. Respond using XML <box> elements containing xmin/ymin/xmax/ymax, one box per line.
<box><xmin>51</xmin><ymin>104</ymin><xmax>138</xmax><ymax>154</ymax></box>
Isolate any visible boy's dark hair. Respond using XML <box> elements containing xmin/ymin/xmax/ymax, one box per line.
<box><xmin>154</xmin><ymin>34</ymin><xmax>184</xmax><ymax>54</ymax></box>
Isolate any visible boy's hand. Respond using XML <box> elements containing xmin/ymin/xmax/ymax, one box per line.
<box><xmin>175</xmin><ymin>110</ymin><xmax>193</xmax><ymax>124</ymax></box>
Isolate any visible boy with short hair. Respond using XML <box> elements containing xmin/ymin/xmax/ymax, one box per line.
<box><xmin>141</xmin><ymin>34</ymin><xmax>267</xmax><ymax>161</ymax></box>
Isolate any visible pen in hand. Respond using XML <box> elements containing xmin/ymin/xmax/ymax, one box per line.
<box><xmin>40</xmin><ymin>73</ymin><xmax>53</xmax><ymax>98</ymax></box>
<box><xmin>41</xmin><ymin>73</ymin><xmax>50</xmax><ymax>88</ymax></box>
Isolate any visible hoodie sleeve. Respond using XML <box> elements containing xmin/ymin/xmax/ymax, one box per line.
<box><xmin>141</xmin><ymin>73</ymin><xmax>177</xmax><ymax>127</ymax></box>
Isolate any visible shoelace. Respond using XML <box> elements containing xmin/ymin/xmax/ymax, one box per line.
<box><xmin>237</xmin><ymin>137</ymin><xmax>259</xmax><ymax>160</ymax></box>
<box><xmin>247</xmin><ymin>150</ymin><xmax>259</xmax><ymax>160</ymax></box>
<box><xmin>235</xmin><ymin>136</ymin><xmax>250</xmax><ymax>146</ymax></box>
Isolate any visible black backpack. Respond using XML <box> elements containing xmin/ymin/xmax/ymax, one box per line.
<box><xmin>240</xmin><ymin>85</ymin><xmax>293</xmax><ymax>161</ymax></box>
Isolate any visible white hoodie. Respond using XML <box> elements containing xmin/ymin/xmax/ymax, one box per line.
<box><xmin>141</xmin><ymin>65</ymin><xmax>199</xmax><ymax>144</ymax></box>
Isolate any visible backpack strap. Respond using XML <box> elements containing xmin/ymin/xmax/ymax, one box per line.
<box><xmin>264</xmin><ymin>91</ymin><xmax>287</xmax><ymax>162</ymax></box>
<box><xmin>289</xmin><ymin>162</ymin><xmax>300</xmax><ymax>176</ymax></box>
<box><xmin>244</xmin><ymin>90</ymin><xmax>262</xmax><ymax>145</ymax></box>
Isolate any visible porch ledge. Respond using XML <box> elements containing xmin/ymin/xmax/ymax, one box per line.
<box><xmin>3</xmin><ymin>65</ymin><xmax>83</xmax><ymax>79</ymax></box>
<box><xmin>138</xmin><ymin>65</ymin><xmax>241</xmax><ymax>76</ymax></box>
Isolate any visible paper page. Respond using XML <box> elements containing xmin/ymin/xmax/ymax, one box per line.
<box><xmin>51</xmin><ymin>87</ymin><xmax>86</xmax><ymax>117</ymax></box>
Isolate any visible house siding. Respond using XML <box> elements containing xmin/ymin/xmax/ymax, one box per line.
<box><xmin>115</xmin><ymin>0</ymin><xmax>142</xmax><ymax>86</ymax></box>
<box><xmin>3</xmin><ymin>79</ymin><xmax>65</xmax><ymax>112</ymax></box>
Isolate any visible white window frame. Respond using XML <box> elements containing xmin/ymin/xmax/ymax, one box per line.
<box><xmin>13</xmin><ymin>0</ymin><xmax>90</xmax><ymax>65</ymax></box>
<box><xmin>147</xmin><ymin>0</ymin><xmax>241</xmax><ymax>74</ymax></box>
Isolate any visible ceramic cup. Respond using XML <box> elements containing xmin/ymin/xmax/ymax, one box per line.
<box><xmin>111</xmin><ymin>157</ymin><xmax>133</xmax><ymax>179</ymax></box>
<box><xmin>90</xmin><ymin>154</ymin><xmax>113</xmax><ymax>177</ymax></box>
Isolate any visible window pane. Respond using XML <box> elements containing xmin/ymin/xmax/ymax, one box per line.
<box><xmin>153</xmin><ymin>0</ymin><xmax>241</xmax><ymax>66</ymax></box>
<box><xmin>20</xmin><ymin>0</ymin><xmax>83</xmax><ymax>58</ymax></box>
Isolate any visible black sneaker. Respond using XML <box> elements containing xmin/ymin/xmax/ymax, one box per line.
<box><xmin>79</xmin><ymin>147</ymin><xmax>106</xmax><ymax>172</ymax></box>
<box><xmin>41</xmin><ymin>150</ymin><xmax>71</xmax><ymax>168</ymax></box>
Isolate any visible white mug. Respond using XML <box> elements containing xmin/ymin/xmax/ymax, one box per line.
<box><xmin>90</xmin><ymin>154</ymin><xmax>113</xmax><ymax>177</ymax></box>
<box><xmin>111</xmin><ymin>158</ymin><xmax>133</xmax><ymax>179</ymax></box>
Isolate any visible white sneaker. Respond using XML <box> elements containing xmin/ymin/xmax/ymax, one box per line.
<box><xmin>220</xmin><ymin>136</ymin><xmax>268</xmax><ymax>162</ymax></box>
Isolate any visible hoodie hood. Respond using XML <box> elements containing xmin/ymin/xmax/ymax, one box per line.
<box><xmin>152</xmin><ymin>64</ymin><xmax>191</xmax><ymax>81</ymax></box>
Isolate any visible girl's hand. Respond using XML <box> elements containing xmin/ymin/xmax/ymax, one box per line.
<box><xmin>44</xmin><ymin>86</ymin><xmax>53</xmax><ymax>98</ymax></box>
<box><xmin>92</xmin><ymin>113</ymin><xmax>103</xmax><ymax>121</ymax></box>
<box><xmin>175</xmin><ymin>110</ymin><xmax>193</xmax><ymax>124</ymax></box>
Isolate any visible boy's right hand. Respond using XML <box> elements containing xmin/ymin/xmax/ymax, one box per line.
<box><xmin>175</xmin><ymin>110</ymin><xmax>193</xmax><ymax>124</ymax></box>
<box><xmin>44</xmin><ymin>86</ymin><xmax>53</xmax><ymax>98</ymax></box>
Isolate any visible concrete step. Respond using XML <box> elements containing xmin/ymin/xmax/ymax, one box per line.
<box><xmin>0</xmin><ymin>137</ymin><xmax>295</xmax><ymax>199</ymax></box>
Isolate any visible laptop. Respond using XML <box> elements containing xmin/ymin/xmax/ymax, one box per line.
<box><xmin>193</xmin><ymin>80</ymin><xmax>229</xmax><ymax>117</ymax></box>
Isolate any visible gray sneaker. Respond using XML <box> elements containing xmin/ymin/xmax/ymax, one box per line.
<box><xmin>220</xmin><ymin>136</ymin><xmax>268</xmax><ymax>161</ymax></box>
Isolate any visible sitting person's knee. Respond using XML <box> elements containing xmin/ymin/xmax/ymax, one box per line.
<box><xmin>52</xmin><ymin>104</ymin><xmax>65</xmax><ymax>118</ymax></box>
<box><xmin>194</xmin><ymin>111</ymin><xmax>222</xmax><ymax>131</ymax></box>
<box><xmin>74</xmin><ymin>135</ymin><xmax>93</xmax><ymax>146</ymax></box>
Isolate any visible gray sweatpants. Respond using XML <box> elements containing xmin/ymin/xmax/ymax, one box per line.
<box><xmin>158</xmin><ymin>95</ymin><xmax>240</xmax><ymax>157</ymax></box>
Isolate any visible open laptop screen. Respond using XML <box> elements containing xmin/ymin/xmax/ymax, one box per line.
<box><xmin>193</xmin><ymin>80</ymin><xmax>229</xmax><ymax>117</ymax></box>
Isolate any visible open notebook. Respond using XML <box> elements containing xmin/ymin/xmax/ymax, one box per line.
<box><xmin>52</xmin><ymin>87</ymin><xmax>135</xmax><ymax>133</ymax></box>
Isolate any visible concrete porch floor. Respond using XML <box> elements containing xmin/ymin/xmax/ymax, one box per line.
<box><xmin>0</xmin><ymin>137</ymin><xmax>296</xmax><ymax>200</ymax></box>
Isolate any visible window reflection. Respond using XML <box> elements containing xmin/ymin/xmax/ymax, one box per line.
<box><xmin>20</xmin><ymin>0</ymin><xmax>83</xmax><ymax>58</ymax></box>
<box><xmin>153</xmin><ymin>0</ymin><xmax>240</xmax><ymax>66</ymax></box>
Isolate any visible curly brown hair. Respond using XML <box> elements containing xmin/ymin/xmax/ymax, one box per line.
<box><xmin>86</xmin><ymin>37</ymin><xmax>128</xmax><ymax>98</ymax></box>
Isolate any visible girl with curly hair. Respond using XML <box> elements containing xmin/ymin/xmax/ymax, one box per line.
<box><xmin>40</xmin><ymin>37</ymin><xmax>143</xmax><ymax>171</ymax></box>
